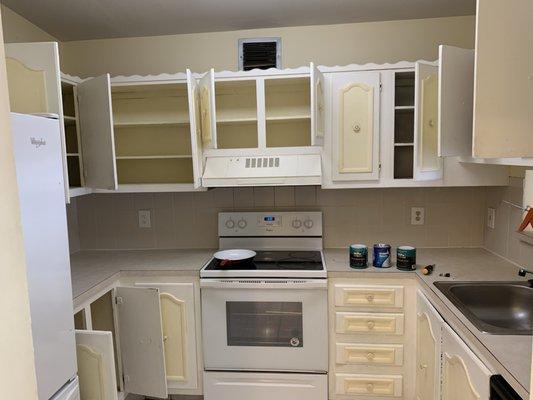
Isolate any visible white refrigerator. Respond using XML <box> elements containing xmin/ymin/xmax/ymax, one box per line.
<box><xmin>10</xmin><ymin>113</ymin><xmax>79</xmax><ymax>400</ymax></box>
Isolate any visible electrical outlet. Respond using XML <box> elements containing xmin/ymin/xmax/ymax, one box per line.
<box><xmin>487</xmin><ymin>207</ymin><xmax>496</xmax><ymax>229</ymax></box>
<box><xmin>411</xmin><ymin>207</ymin><xmax>425</xmax><ymax>225</ymax></box>
<box><xmin>138</xmin><ymin>210</ymin><xmax>151</xmax><ymax>228</ymax></box>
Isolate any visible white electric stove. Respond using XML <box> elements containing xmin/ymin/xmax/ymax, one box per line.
<box><xmin>200</xmin><ymin>211</ymin><xmax>328</xmax><ymax>400</ymax></box>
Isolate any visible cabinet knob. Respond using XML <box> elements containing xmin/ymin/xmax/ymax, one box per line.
<box><xmin>366</xmin><ymin>383</ymin><xmax>374</xmax><ymax>392</ymax></box>
<box><xmin>428</xmin><ymin>118</ymin><xmax>435</xmax><ymax>128</ymax></box>
<box><xmin>366</xmin><ymin>320</ymin><xmax>375</xmax><ymax>329</ymax></box>
<box><xmin>366</xmin><ymin>352</ymin><xmax>375</xmax><ymax>361</ymax></box>
<box><xmin>352</xmin><ymin>123</ymin><xmax>361</xmax><ymax>133</ymax></box>
<box><xmin>163</xmin><ymin>335</ymin><xmax>168</xmax><ymax>342</ymax></box>
<box><xmin>419</xmin><ymin>363</ymin><xmax>427</xmax><ymax>370</ymax></box>
<box><xmin>366</xmin><ymin>294</ymin><xmax>375</xmax><ymax>302</ymax></box>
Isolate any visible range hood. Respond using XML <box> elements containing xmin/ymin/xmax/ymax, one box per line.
<box><xmin>202</xmin><ymin>154</ymin><xmax>322</xmax><ymax>187</ymax></box>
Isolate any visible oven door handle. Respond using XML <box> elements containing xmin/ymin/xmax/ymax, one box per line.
<box><xmin>200</xmin><ymin>279</ymin><xmax>327</xmax><ymax>290</ymax></box>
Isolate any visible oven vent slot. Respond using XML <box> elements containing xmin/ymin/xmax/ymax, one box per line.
<box><xmin>245</xmin><ymin>157</ymin><xmax>280</xmax><ymax>168</ymax></box>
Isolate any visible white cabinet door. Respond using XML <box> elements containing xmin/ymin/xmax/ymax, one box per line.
<box><xmin>414</xmin><ymin>62</ymin><xmax>442</xmax><ymax>181</ymax></box>
<box><xmin>438</xmin><ymin>45</ymin><xmax>474</xmax><ymax>157</ymax></box>
<box><xmin>77</xmin><ymin>74</ymin><xmax>118</xmax><ymax>190</ymax></box>
<box><xmin>311</xmin><ymin>62</ymin><xmax>325</xmax><ymax>145</ymax></box>
<box><xmin>135</xmin><ymin>282</ymin><xmax>199</xmax><ymax>391</ymax></box>
<box><xmin>198</xmin><ymin>69</ymin><xmax>217</xmax><ymax>149</ymax></box>
<box><xmin>473</xmin><ymin>0</ymin><xmax>533</xmax><ymax>158</ymax></box>
<box><xmin>331</xmin><ymin>71</ymin><xmax>380</xmax><ymax>181</ymax></box>
<box><xmin>5</xmin><ymin>42</ymin><xmax>70</xmax><ymax>201</ymax></box>
<box><xmin>187</xmin><ymin>69</ymin><xmax>204</xmax><ymax>188</ymax></box>
<box><xmin>441</xmin><ymin>324</ymin><xmax>492</xmax><ymax>400</ymax></box>
<box><xmin>438</xmin><ymin>45</ymin><xmax>475</xmax><ymax>157</ymax></box>
<box><xmin>416</xmin><ymin>291</ymin><xmax>444</xmax><ymax>400</ymax></box>
<box><xmin>75</xmin><ymin>330</ymin><xmax>118</xmax><ymax>400</ymax></box>
<box><xmin>115</xmin><ymin>287</ymin><xmax>167</xmax><ymax>398</ymax></box>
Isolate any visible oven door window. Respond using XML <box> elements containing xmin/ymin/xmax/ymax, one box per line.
<box><xmin>226</xmin><ymin>301</ymin><xmax>303</xmax><ymax>347</ymax></box>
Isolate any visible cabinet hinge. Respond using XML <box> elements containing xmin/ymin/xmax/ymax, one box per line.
<box><xmin>379</xmin><ymin>82</ymin><xmax>383</xmax><ymax>92</ymax></box>
<box><xmin>115</xmin><ymin>296</ymin><xmax>123</xmax><ymax>305</ymax></box>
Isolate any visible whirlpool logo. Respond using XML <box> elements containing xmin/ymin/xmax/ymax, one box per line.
<box><xmin>30</xmin><ymin>137</ymin><xmax>46</xmax><ymax>148</ymax></box>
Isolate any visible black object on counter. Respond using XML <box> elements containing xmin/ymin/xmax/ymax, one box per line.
<box><xmin>421</xmin><ymin>264</ymin><xmax>435</xmax><ymax>275</ymax></box>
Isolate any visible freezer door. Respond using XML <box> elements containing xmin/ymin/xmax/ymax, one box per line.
<box><xmin>10</xmin><ymin>113</ymin><xmax>77</xmax><ymax>400</ymax></box>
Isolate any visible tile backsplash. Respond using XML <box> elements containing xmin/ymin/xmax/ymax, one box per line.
<box><xmin>67</xmin><ymin>186</ymin><xmax>488</xmax><ymax>252</ymax></box>
<box><xmin>485</xmin><ymin>173</ymin><xmax>533</xmax><ymax>269</ymax></box>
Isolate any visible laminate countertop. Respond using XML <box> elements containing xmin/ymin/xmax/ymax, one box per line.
<box><xmin>70</xmin><ymin>247</ymin><xmax>531</xmax><ymax>398</ymax></box>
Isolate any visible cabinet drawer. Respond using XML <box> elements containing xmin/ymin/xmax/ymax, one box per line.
<box><xmin>336</xmin><ymin>343</ymin><xmax>404</xmax><ymax>366</ymax></box>
<box><xmin>335</xmin><ymin>373</ymin><xmax>403</xmax><ymax>397</ymax></box>
<box><xmin>334</xmin><ymin>284</ymin><xmax>404</xmax><ymax>308</ymax></box>
<box><xmin>336</xmin><ymin>312</ymin><xmax>404</xmax><ymax>335</ymax></box>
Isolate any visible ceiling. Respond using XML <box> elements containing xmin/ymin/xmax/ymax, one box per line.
<box><xmin>2</xmin><ymin>0</ymin><xmax>476</xmax><ymax>41</ymax></box>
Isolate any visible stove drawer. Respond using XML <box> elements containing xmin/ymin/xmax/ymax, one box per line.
<box><xmin>336</xmin><ymin>343</ymin><xmax>404</xmax><ymax>366</ymax></box>
<box><xmin>334</xmin><ymin>284</ymin><xmax>404</xmax><ymax>308</ymax></box>
<box><xmin>335</xmin><ymin>312</ymin><xmax>405</xmax><ymax>335</ymax></box>
<box><xmin>204</xmin><ymin>371</ymin><xmax>327</xmax><ymax>400</ymax></box>
<box><xmin>335</xmin><ymin>373</ymin><xmax>403</xmax><ymax>397</ymax></box>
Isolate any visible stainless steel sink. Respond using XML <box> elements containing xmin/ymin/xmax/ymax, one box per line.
<box><xmin>434</xmin><ymin>281</ymin><xmax>533</xmax><ymax>335</ymax></box>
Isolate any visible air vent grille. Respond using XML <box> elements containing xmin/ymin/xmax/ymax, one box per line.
<box><xmin>245</xmin><ymin>157</ymin><xmax>280</xmax><ymax>168</ymax></box>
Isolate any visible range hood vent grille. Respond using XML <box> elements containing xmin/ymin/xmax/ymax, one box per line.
<box><xmin>245</xmin><ymin>157</ymin><xmax>280</xmax><ymax>168</ymax></box>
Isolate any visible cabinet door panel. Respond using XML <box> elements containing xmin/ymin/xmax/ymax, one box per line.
<box><xmin>115</xmin><ymin>287</ymin><xmax>167</xmax><ymax>398</ymax></box>
<box><xmin>135</xmin><ymin>282</ymin><xmax>198</xmax><ymax>391</ymax></box>
<box><xmin>311</xmin><ymin>62</ymin><xmax>325</xmax><ymax>145</ymax></box>
<box><xmin>331</xmin><ymin>71</ymin><xmax>380</xmax><ymax>181</ymax></box>
<box><xmin>336</xmin><ymin>343</ymin><xmax>404</xmax><ymax>366</ymax></box>
<box><xmin>76</xmin><ymin>330</ymin><xmax>118</xmax><ymax>400</ymax></box>
<box><xmin>187</xmin><ymin>69</ymin><xmax>204</xmax><ymax>188</ymax></box>
<box><xmin>198</xmin><ymin>69</ymin><xmax>216</xmax><ymax>149</ymax></box>
<box><xmin>415</xmin><ymin>62</ymin><xmax>442</xmax><ymax>181</ymax></box>
<box><xmin>438</xmin><ymin>45</ymin><xmax>475</xmax><ymax>157</ymax></box>
<box><xmin>473</xmin><ymin>0</ymin><xmax>533</xmax><ymax>158</ymax></box>
<box><xmin>335</xmin><ymin>373</ymin><xmax>403</xmax><ymax>397</ymax></box>
<box><xmin>441</xmin><ymin>324</ymin><xmax>491</xmax><ymax>400</ymax></box>
<box><xmin>77</xmin><ymin>74</ymin><xmax>117</xmax><ymax>190</ymax></box>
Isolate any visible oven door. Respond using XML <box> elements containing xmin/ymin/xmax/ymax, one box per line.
<box><xmin>200</xmin><ymin>279</ymin><xmax>328</xmax><ymax>372</ymax></box>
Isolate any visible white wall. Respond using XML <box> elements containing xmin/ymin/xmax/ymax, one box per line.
<box><xmin>1</xmin><ymin>5</ymin><xmax>57</xmax><ymax>43</ymax></box>
<box><xmin>60</xmin><ymin>15</ymin><xmax>475</xmax><ymax>77</ymax></box>
<box><xmin>0</xmin><ymin>7</ymin><xmax>38</xmax><ymax>399</ymax></box>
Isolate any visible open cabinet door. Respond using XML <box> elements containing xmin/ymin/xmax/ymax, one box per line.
<box><xmin>310</xmin><ymin>62</ymin><xmax>325</xmax><ymax>146</ymax></box>
<box><xmin>77</xmin><ymin>74</ymin><xmax>118</xmax><ymax>190</ymax></box>
<box><xmin>198</xmin><ymin>69</ymin><xmax>217</xmax><ymax>149</ymax></box>
<box><xmin>115</xmin><ymin>287</ymin><xmax>168</xmax><ymax>398</ymax></box>
<box><xmin>5</xmin><ymin>42</ymin><xmax>70</xmax><ymax>201</ymax></box>
<box><xmin>187</xmin><ymin>69</ymin><xmax>204</xmax><ymax>188</ymax></box>
<box><xmin>76</xmin><ymin>330</ymin><xmax>118</xmax><ymax>400</ymax></box>
<box><xmin>438</xmin><ymin>46</ymin><xmax>475</xmax><ymax>157</ymax></box>
<box><xmin>414</xmin><ymin>61</ymin><xmax>443</xmax><ymax>181</ymax></box>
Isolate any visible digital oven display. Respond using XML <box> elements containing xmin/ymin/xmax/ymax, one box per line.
<box><xmin>264</xmin><ymin>216</ymin><xmax>275</xmax><ymax>222</ymax></box>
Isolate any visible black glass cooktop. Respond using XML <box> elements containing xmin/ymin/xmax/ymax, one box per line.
<box><xmin>204</xmin><ymin>250</ymin><xmax>324</xmax><ymax>271</ymax></box>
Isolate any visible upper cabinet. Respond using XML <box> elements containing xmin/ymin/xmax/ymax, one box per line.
<box><xmin>5</xmin><ymin>42</ymin><xmax>116</xmax><ymax>200</ymax></box>
<box><xmin>473</xmin><ymin>0</ymin><xmax>533</xmax><ymax>159</ymax></box>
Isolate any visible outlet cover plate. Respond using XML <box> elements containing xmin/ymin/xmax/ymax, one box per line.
<box><xmin>487</xmin><ymin>207</ymin><xmax>496</xmax><ymax>229</ymax></box>
<box><xmin>411</xmin><ymin>207</ymin><xmax>425</xmax><ymax>225</ymax></box>
<box><xmin>138</xmin><ymin>209</ymin><xmax>152</xmax><ymax>228</ymax></box>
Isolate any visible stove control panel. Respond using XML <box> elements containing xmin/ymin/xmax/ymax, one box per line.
<box><xmin>219</xmin><ymin>212</ymin><xmax>322</xmax><ymax>237</ymax></box>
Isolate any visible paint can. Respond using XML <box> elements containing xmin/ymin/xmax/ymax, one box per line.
<box><xmin>349</xmin><ymin>244</ymin><xmax>368</xmax><ymax>269</ymax></box>
<box><xmin>373</xmin><ymin>243</ymin><xmax>391</xmax><ymax>268</ymax></box>
<box><xmin>396</xmin><ymin>246</ymin><xmax>417</xmax><ymax>271</ymax></box>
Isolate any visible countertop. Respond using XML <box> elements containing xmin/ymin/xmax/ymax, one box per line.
<box><xmin>70</xmin><ymin>247</ymin><xmax>532</xmax><ymax>398</ymax></box>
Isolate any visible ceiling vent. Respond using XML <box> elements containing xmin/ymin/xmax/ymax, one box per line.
<box><xmin>238</xmin><ymin>38</ymin><xmax>281</xmax><ymax>71</ymax></box>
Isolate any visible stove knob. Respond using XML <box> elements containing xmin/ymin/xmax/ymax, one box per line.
<box><xmin>225</xmin><ymin>219</ymin><xmax>235</xmax><ymax>229</ymax></box>
<box><xmin>291</xmin><ymin>219</ymin><xmax>302</xmax><ymax>229</ymax></box>
<box><xmin>304</xmin><ymin>219</ymin><xmax>314</xmax><ymax>229</ymax></box>
<box><xmin>237</xmin><ymin>219</ymin><xmax>247</xmax><ymax>229</ymax></box>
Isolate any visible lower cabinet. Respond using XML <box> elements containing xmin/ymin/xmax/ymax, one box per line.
<box><xmin>74</xmin><ymin>278</ymin><xmax>201</xmax><ymax>400</ymax></box>
<box><xmin>416</xmin><ymin>291</ymin><xmax>492</xmax><ymax>400</ymax></box>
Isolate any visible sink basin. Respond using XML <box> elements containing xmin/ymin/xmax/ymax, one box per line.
<box><xmin>434</xmin><ymin>281</ymin><xmax>533</xmax><ymax>335</ymax></box>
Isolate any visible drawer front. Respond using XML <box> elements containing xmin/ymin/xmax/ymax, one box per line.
<box><xmin>335</xmin><ymin>312</ymin><xmax>405</xmax><ymax>335</ymax></box>
<box><xmin>335</xmin><ymin>373</ymin><xmax>403</xmax><ymax>397</ymax></box>
<box><xmin>334</xmin><ymin>284</ymin><xmax>404</xmax><ymax>308</ymax></box>
<box><xmin>336</xmin><ymin>343</ymin><xmax>404</xmax><ymax>366</ymax></box>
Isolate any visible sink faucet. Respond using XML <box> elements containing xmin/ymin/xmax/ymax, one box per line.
<box><xmin>518</xmin><ymin>267</ymin><xmax>533</xmax><ymax>277</ymax></box>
